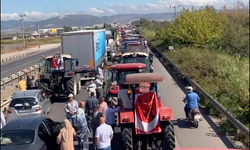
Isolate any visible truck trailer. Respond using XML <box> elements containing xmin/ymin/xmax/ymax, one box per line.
<box><xmin>60</xmin><ymin>29</ymin><xmax>107</xmax><ymax>82</ymax></box>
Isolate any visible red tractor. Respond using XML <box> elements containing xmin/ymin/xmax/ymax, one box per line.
<box><xmin>104</xmin><ymin>63</ymin><xmax>147</xmax><ymax>106</ymax></box>
<box><xmin>119</xmin><ymin>73</ymin><xmax>175</xmax><ymax>150</ymax></box>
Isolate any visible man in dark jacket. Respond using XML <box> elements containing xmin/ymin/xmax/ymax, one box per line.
<box><xmin>86</xmin><ymin>92</ymin><xmax>99</xmax><ymax>132</ymax></box>
<box><xmin>26</xmin><ymin>72</ymin><xmax>32</xmax><ymax>90</ymax></box>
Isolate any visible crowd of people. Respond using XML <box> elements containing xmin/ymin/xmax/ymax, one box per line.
<box><xmin>60</xmin><ymin>91</ymin><xmax>120</xmax><ymax>150</ymax></box>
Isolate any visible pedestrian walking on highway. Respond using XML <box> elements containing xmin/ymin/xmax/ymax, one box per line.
<box><xmin>26</xmin><ymin>72</ymin><xmax>32</xmax><ymax>90</ymax></box>
<box><xmin>95</xmin><ymin>75</ymin><xmax>103</xmax><ymax>99</ymax></box>
<box><xmin>78</xmin><ymin>101</ymin><xmax>86</xmax><ymax>115</ymax></box>
<box><xmin>30</xmin><ymin>75</ymin><xmax>39</xmax><ymax>89</ymax></box>
<box><xmin>76</xmin><ymin>101</ymin><xmax>90</xmax><ymax>150</ymax></box>
<box><xmin>106</xmin><ymin>102</ymin><xmax>120</xmax><ymax>150</ymax></box>
<box><xmin>86</xmin><ymin>92</ymin><xmax>99</xmax><ymax>132</ymax></box>
<box><xmin>95</xmin><ymin>117</ymin><xmax>113</xmax><ymax>150</ymax></box>
<box><xmin>86</xmin><ymin>80</ymin><xmax>97</xmax><ymax>97</ymax></box>
<box><xmin>97</xmin><ymin>66</ymin><xmax>104</xmax><ymax>79</ymax></box>
<box><xmin>91</xmin><ymin>104</ymin><xmax>102</xmax><ymax>146</ymax></box>
<box><xmin>98</xmin><ymin>97</ymin><xmax>108</xmax><ymax>120</ymax></box>
<box><xmin>106</xmin><ymin>102</ymin><xmax>120</xmax><ymax>130</ymax></box>
<box><xmin>64</xmin><ymin>94</ymin><xmax>78</xmax><ymax>126</ymax></box>
<box><xmin>16</xmin><ymin>76</ymin><xmax>27</xmax><ymax>91</ymax></box>
<box><xmin>57</xmin><ymin>119</ymin><xmax>76</xmax><ymax>150</ymax></box>
<box><xmin>1</xmin><ymin>110</ymin><xmax>6</xmax><ymax>129</ymax></box>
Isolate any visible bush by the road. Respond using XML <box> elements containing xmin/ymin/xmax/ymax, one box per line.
<box><xmin>134</xmin><ymin>1</ymin><xmax>249</xmax><ymax>145</ymax></box>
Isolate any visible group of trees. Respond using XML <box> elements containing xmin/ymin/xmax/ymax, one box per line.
<box><xmin>154</xmin><ymin>2</ymin><xmax>249</xmax><ymax>58</ymax></box>
<box><xmin>133</xmin><ymin>2</ymin><xmax>249</xmax><ymax>142</ymax></box>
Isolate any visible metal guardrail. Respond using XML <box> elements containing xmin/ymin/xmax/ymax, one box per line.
<box><xmin>154</xmin><ymin>48</ymin><xmax>249</xmax><ymax>138</ymax></box>
<box><xmin>1</xmin><ymin>64</ymin><xmax>39</xmax><ymax>90</ymax></box>
<box><xmin>1</xmin><ymin>51</ymin><xmax>39</xmax><ymax>62</ymax></box>
<box><xmin>1</xmin><ymin>64</ymin><xmax>39</xmax><ymax>114</ymax></box>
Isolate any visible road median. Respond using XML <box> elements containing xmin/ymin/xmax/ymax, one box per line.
<box><xmin>1</xmin><ymin>43</ymin><xmax>60</xmax><ymax>63</ymax></box>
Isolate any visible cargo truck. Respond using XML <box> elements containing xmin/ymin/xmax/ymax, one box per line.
<box><xmin>60</xmin><ymin>29</ymin><xmax>107</xmax><ymax>82</ymax></box>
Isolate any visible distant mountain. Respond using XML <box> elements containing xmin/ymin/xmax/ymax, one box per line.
<box><xmin>1</xmin><ymin>12</ymin><xmax>175</xmax><ymax>34</ymax></box>
<box><xmin>1</xmin><ymin>20</ymin><xmax>35</xmax><ymax>30</ymax></box>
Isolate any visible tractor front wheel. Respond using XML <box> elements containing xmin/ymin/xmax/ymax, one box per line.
<box><xmin>121</xmin><ymin>127</ymin><xmax>133</xmax><ymax>150</ymax></box>
<box><xmin>162</xmin><ymin>121</ymin><xmax>175</xmax><ymax>150</ymax></box>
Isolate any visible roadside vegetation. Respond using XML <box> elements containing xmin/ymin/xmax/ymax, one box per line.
<box><xmin>1</xmin><ymin>37</ymin><xmax>60</xmax><ymax>54</ymax></box>
<box><xmin>1</xmin><ymin>36</ymin><xmax>60</xmax><ymax>45</ymax></box>
<box><xmin>132</xmin><ymin>1</ymin><xmax>249</xmax><ymax>145</ymax></box>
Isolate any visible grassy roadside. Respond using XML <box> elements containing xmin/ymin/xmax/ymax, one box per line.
<box><xmin>142</xmin><ymin>29</ymin><xmax>249</xmax><ymax>146</ymax></box>
<box><xmin>1</xmin><ymin>37</ymin><xmax>60</xmax><ymax>54</ymax></box>
<box><xmin>1</xmin><ymin>36</ymin><xmax>60</xmax><ymax>45</ymax></box>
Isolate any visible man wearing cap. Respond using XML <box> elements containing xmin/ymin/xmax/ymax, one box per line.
<box><xmin>64</xmin><ymin>94</ymin><xmax>79</xmax><ymax>126</ymax></box>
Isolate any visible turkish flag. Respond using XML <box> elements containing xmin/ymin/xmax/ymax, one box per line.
<box><xmin>134</xmin><ymin>90</ymin><xmax>161</xmax><ymax>135</ymax></box>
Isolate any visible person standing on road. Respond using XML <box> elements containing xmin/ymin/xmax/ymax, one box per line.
<box><xmin>1</xmin><ymin>111</ymin><xmax>6</xmax><ymax>129</ymax></box>
<box><xmin>105</xmin><ymin>102</ymin><xmax>120</xmax><ymax>150</ymax></box>
<box><xmin>106</xmin><ymin>102</ymin><xmax>120</xmax><ymax>130</ymax></box>
<box><xmin>76</xmin><ymin>101</ymin><xmax>89</xmax><ymax>150</ymax></box>
<box><xmin>30</xmin><ymin>75</ymin><xmax>39</xmax><ymax>89</ymax></box>
<box><xmin>16</xmin><ymin>76</ymin><xmax>27</xmax><ymax>91</ymax></box>
<box><xmin>57</xmin><ymin>119</ymin><xmax>76</xmax><ymax>150</ymax></box>
<box><xmin>98</xmin><ymin>97</ymin><xmax>108</xmax><ymax>120</ymax></box>
<box><xmin>144</xmin><ymin>39</ymin><xmax>147</xmax><ymax>49</ymax></box>
<box><xmin>87</xmin><ymin>80</ymin><xmax>97</xmax><ymax>97</ymax></box>
<box><xmin>86</xmin><ymin>92</ymin><xmax>99</xmax><ymax>132</ymax></box>
<box><xmin>95</xmin><ymin>76</ymin><xmax>104</xmax><ymax>99</ymax></box>
<box><xmin>91</xmin><ymin>104</ymin><xmax>102</xmax><ymax>148</ymax></box>
<box><xmin>26</xmin><ymin>72</ymin><xmax>32</xmax><ymax>90</ymax></box>
<box><xmin>64</xmin><ymin>94</ymin><xmax>78</xmax><ymax>126</ymax></box>
<box><xmin>95</xmin><ymin>117</ymin><xmax>113</xmax><ymax>150</ymax></box>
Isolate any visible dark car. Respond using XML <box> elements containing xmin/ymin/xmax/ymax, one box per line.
<box><xmin>1</xmin><ymin>117</ymin><xmax>63</xmax><ymax>150</ymax></box>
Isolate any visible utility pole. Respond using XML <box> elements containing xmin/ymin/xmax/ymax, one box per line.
<box><xmin>169</xmin><ymin>5</ymin><xmax>181</xmax><ymax>19</ymax></box>
<box><xmin>37</xmin><ymin>24</ymin><xmax>40</xmax><ymax>40</ymax></box>
<box><xmin>19</xmin><ymin>14</ymin><xmax>25</xmax><ymax>47</ymax></box>
<box><xmin>37</xmin><ymin>24</ymin><xmax>40</xmax><ymax>48</ymax></box>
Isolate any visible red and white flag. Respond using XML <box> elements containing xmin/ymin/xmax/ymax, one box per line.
<box><xmin>134</xmin><ymin>90</ymin><xmax>161</xmax><ymax>135</ymax></box>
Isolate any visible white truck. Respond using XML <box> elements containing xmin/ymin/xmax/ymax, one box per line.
<box><xmin>60</xmin><ymin>29</ymin><xmax>107</xmax><ymax>83</ymax></box>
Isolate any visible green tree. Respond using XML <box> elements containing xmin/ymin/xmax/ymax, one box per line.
<box><xmin>165</xmin><ymin>6</ymin><xmax>226</xmax><ymax>48</ymax></box>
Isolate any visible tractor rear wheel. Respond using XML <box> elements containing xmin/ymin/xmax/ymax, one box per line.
<box><xmin>66</xmin><ymin>77</ymin><xmax>74</xmax><ymax>95</ymax></box>
<box><xmin>121</xmin><ymin>127</ymin><xmax>133</xmax><ymax>150</ymax></box>
<box><xmin>162</xmin><ymin>121</ymin><xmax>175</xmax><ymax>150</ymax></box>
<box><xmin>39</xmin><ymin>79</ymin><xmax>50</xmax><ymax>93</ymax></box>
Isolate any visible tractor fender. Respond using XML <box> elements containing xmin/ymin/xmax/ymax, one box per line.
<box><xmin>119</xmin><ymin>111</ymin><xmax>134</xmax><ymax>124</ymax></box>
<box><xmin>159</xmin><ymin>106</ymin><xmax>174</xmax><ymax>121</ymax></box>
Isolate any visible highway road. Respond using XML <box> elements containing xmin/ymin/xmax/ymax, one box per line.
<box><xmin>46</xmin><ymin>52</ymin><xmax>235</xmax><ymax>149</ymax></box>
<box><xmin>1</xmin><ymin>47</ymin><xmax>60</xmax><ymax>78</ymax></box>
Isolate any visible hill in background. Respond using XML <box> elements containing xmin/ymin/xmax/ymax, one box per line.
<box><xmin>1</xmin><ymin>12</ymin><xmax>175</xmax><ymax>34</ymax></box>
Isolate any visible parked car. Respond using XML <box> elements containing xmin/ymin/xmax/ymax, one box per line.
<box><xmin>1</xmin><ymin>117</ymin><xmax>63</xmax><ymax>150</ymax></box>
<box><xmin>6</xmin><ymin>90</ymin><xmax>51</xmax><ymax>122</ymax></box>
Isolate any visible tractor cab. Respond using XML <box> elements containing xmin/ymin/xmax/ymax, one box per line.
<box><xmin>39</xmin><ymin>54</ymin><xmax>79</xmax><ymax>75</ymax></box>
<box><xmin>120</xmin><ymin>52</ymin><xmax>153</xmax><ymax>72</ymax></box>
<box><xmin>38</xmin><ymin>54</ymin><xmax>80</xmax><ymax>97</ymax></box>
<box><xmin>104</xmin><ymin>63</ymin><xmax>147</xmax><ymax>105</ymax></box>
<box><xmin>119</xmin><ymin>73</ymin><xmax>176</xmax><ymax>150</ymax></box>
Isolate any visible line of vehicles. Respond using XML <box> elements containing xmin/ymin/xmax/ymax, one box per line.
<box><xmin>1</xmin><ymin>25</ymin><xmax>245</xmax><ymax>150</ymax></box>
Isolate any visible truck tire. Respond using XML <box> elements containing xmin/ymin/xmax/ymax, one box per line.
<box><xmin>38</xmin><ymin>80</ymin><xmax>51</xmax><ymax>94</ymax></box>
<box><xmin>66</xmin><ymin>78</ymin><xmax>75</xmax><ymax>95</ymax></box>
<box><xmin>77</xmin><ymin>80</ymin><xmax>81</xmax><ymax>94</ymax></box>
<box><xmin>162</xmin><ymin>121</ymin><xmax>175</xmax><ymax>150</ymax></box>
<box><xmin>121</xmin><ymin>127</ymin><xmax>133</xmax><ymax>150</ymax></box>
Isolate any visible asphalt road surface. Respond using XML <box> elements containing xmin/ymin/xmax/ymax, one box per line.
<box><xmin>1</xmin><ymin>47</ymin><xmax>60</xmax><ymax>78</ymax></box>
<box><xmin>47</xmin><ymin>52</ymin><xmax>234</xmax><ymax>149</ymax></box>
